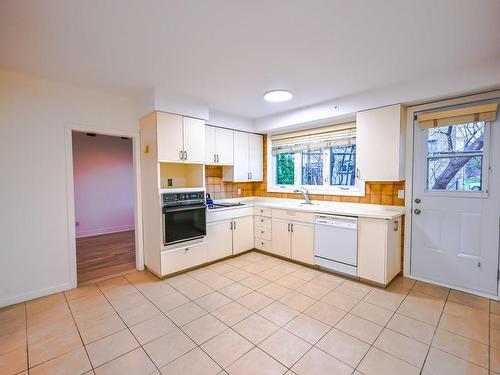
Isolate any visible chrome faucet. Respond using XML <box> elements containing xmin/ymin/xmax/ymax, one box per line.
<box><xmin>293</xmin><ymin>187</ymin><xmax>312</xmax><ymax>204</ymax></box>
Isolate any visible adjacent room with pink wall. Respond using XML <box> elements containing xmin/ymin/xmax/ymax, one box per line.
<box><xmin>72</xmin><ymin>131</ymin><xmax>135</xmax><ymax>238</ymax></box>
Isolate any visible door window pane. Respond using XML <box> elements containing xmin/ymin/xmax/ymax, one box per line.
<box><xmin>427</xmin><ymin>156</ymin><xmax>483</xmax><ymax>191</ymax></box>
<box><xmin>428</xmin><ymin>123</ymin><xmax>484</xmax><ymax>154</ymax></box>
<box><xmin>426</xmin><ymin>121</ymin><xmax>485</xmax><ymax>192</ymax></box>
<box><xmin>301</xmin><ymin>149</ymin><xmax>323</xmax><ymax>185</ymax></box>
<box><xmin>330</xmin><ymin>145</ymin><xmax>356</xmax><ymax>186</ymax></box>
<box><xmin>275</xmin><ymin>153</ymin><xmax>295</xmax><ymax>185</ymax></box>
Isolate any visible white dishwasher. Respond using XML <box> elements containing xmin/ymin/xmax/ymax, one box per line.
<box><xmin>314</xmin><ymin>214</ymin><xmax>358</xmax><ymax>276</ymax></box>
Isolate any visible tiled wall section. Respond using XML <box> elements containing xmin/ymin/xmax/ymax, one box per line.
<box><xmin>205</xmin><ymin>136</ymin><xmax>405</xmax><ymax>206</ymax></box>
<box><xmin>205</xmin><ymin>135</ymin><xmax>405</xmax><ymax>206</ymax></box>
<box><xmin>205</xmin><ymin>166</ymin><xmax>255</xmax><ymax>199</ymax></box>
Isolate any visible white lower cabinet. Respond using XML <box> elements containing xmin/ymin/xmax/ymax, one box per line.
<box><xmin>206</xmin><ymin>220</ymin><xmax>233</xmax><ymax>262</ymax></box>
<box><xmin>161</xmin><ymin>242</ymin><xmax>207</xmax><ymax>275</ymax></box>
<box><xmin>233</xmin><ymin>216</ymin><xmax>254</xmax><ymax>254</ymax></box>
<box><xmin>271</xmin><ymin>219</ymin><xmax>315</xmax><ymax>265</ymax></box>
<box><xmin>358</xmin><ymin>217</ymin><xmax>402</xmax><ymax>285</ymax></box>
<box><xmin>271</xmin><ymin>219</ymin><xmax>291</xmax><ymax>258</ymax></box>
<box><xmin>291</xmin><ymin>222</ymin><xmax>315</xmax><ymax>265</ymax></box>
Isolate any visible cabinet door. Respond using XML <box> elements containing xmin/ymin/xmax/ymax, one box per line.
<box><xmin>356</xmin><ymin>104</ymin><xmax>404</xmax><ymax>181</ymax></box>
<box><xmin>385</xmin><ymin>217</ymin><xmax>402</xmax><ymax>284</ymax></box>
<box><xmin>271</xmin><ymin>219</ymin><xmax>291</xmax><ymax>258</ymax></box>
<box><xmin>248</xmin><ymin>133</ymin><xmax>263</xmax><ymax>181</ymax></box>
<box><xmin>232</xmin><ymin>131</ymin><xmax>249</xmax><ymax>181</ymax></box>
<box><xmin>233</xmin><ymin>216</ymin><xmax>254</xmax><ymax>254</ymax></box>
<box><xmin>357</xmin><ymin>217</ymin><xmax>387</xmax><ymax>284</ymax></box>
<box><xmin>216</xmin><ymin>128</ymin><xmax>234</xmax><ymax>165</ymax></box>
<box><xmin>183</xmin><ymin>117</ymin><xmax>205</xmax><ymax>163</ymax></box>
<box><xmin>205</xmin><ymin>126</ymin><xmax>217</xmax><ymax>164</ymax></box>
<box><xmin>157</xmin><ymin>112</ymin><xmax>183</xmax><ymax>162</ymax></box>
<box><xmin>206</xmin><ymin>220</ymin><xmax>233</xmax><ymax>262</ymax></box>
<box><xmin>291</xmin><ymin>222</ymin><xmax>314</xmax><ymax>265</ymax></box>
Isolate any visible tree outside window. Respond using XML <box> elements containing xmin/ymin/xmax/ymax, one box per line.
<box><xmin>427</xmin><ymin>122</ymin><xmax>485</xmax><ymax>191</ymax></box>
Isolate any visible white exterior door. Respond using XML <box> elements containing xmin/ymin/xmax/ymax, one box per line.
<box><xmin>182</xmin><ymin>117</ymin><xmax>205</xmax><ymax>163</ymax></box>
<box><xmin>411</xmin><ymin>101</ymin><xmax>500</xmax><ymax>296</ymax></box>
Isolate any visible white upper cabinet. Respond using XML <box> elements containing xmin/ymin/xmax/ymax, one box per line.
<box><xmin>205</xmin><ymin>126</ymin><xmax>234</xmax><ymax>165</ymax></box>
<box><xmin>216</xmin><ymin>127</ymin><xmax>234</xmax><ymax>165</ymax></box>
<box><xmin>205</xmin><ymin>126</ymin><xmax>217</xmax><ymax>163</ymax></box>
<box><xmin>248</xmin><ymin>133</ymin><xmax>263</xmax><ymax>181</ymax></box>
<box><xmin>224</xmin><ymin>131</ymin><xmax>263</xmax><ymax>182</ymax></box>
<box><xmin>157</xmin><ymin>112</ymin><xmax>184</xmax><ymax>162</ymax></box>
<box><xmin>182</xmin><ymin>117</ymin><xmax>205</xmax><ymax>163</ymax></box>
<box><xmin>356</xmin><ymin>104</ymin><xmax>406</xmax><ymax>181</ymax></box>
<box><xmin>156</xmin><ymin>112</ymin><xmax>205</xmax><ymax>163</ymax></box>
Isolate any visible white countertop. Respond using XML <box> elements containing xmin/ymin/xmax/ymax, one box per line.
<box><xmin>207</xmin><ymin>197</ymin><xmax>405</xmax><ymax>220</ymax></box>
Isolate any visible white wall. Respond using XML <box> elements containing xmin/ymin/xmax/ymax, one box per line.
<box><xmin>208</xmin><ymin>109</ymin><xmax>255</xmax><ymax>132</ymax></box>
<box><xmin>0</xmin><ymin>70</ymin><xmax>139</xmax><ymax>307</ymax></box>
<box><xmin>72</xmin><ymin>132</ymin><xmax>134</xmax><ymax>238</ymax></box>
<box><xmin>254</xmin><ymin>60</ymin><xmax>500</xmax><ymax>133</ymax></box>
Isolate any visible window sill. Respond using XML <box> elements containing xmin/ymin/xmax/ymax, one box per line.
<box><xmin>267</xmin><ymin>185</ymin><xmax>365</xmax><ymax>197</ymax></box>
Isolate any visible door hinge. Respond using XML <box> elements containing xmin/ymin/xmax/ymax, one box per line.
<box><xmin>497</xmin><ymin>270</ymin><xmax>499</xmax><ymax>281</ymax></box>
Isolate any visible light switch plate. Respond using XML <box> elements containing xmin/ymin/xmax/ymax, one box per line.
<box><xmin>237</xmin><ymin>188</ymin><xmax>242</xmax><ymax>195</ymax></box>
<box><xmin>397</xmin><ymin>189</ymin><xmax>405</xmax><ymax>199</ymax></box>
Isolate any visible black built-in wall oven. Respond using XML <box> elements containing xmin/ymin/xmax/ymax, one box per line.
<box><xmin>162</xmin><ymin>191</ymin><xmax>206</xmax><ymax>246</ymax></box>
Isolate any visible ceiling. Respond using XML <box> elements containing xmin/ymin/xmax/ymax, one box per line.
<box><xmin>1</xmin><ymin>0</ymin><xmax>499</xmax><ymax>120</ymax></box>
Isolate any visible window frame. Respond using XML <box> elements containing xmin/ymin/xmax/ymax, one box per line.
<box><xmin>422</xmin><ymin>121</ymin><xmax>490</xmax><ymax>198</ymax></box>
<box><xmin>267</xmin><ymin>137</ymin><xmax>365</xmax><ymax>196</ymax></box>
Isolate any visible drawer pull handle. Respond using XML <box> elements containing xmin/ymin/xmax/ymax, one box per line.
<box><xmin>260</xmin><ymin>230</ymin><xmax>264</xmax><ymax>234</ymax></box>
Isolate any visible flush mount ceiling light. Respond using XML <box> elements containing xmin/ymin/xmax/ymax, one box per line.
<box><xmin>263</xmin><ymin>89</ymin><xmax>293</xmax><ymax>102</ymax></box>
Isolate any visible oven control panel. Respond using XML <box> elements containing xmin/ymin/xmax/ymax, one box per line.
<box><xmin>162</xmin><ymin>191</ymin><xmax>205</xmax><ymax>206</ymax></box>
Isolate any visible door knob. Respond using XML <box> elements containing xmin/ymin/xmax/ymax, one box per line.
<box><xmin>414</xmin><ymin>208</ymin><xmax>421</xmax><ymax>215</ymax></box>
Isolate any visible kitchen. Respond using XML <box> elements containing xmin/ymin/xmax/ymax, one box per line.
<box><xmin>1</xmin><ymin>1</ymin><xmax>500</xmax><ymax>375</ymax></box>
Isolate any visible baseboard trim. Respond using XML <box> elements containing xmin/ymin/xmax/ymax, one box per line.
<box><xmin>0</xmin><ymin>282</ymin><xmax>73</xmax><ymax>308</ymax></box>
<box><xmin>76</xmin><ymin>225</ymin><xmax>135</xmax><ymax>238</ymax></box>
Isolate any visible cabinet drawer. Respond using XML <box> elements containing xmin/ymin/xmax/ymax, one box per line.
<box><xmin>254</xmin><ymin>228</ymin><xmax>272</xmax><ymax>241</ymax></box>
<box><xmin>254</xmin><ymin>207</ymin><xmax>272</xmax><ymax>217</ymax></box>
<box><xmin>161</xmin><ymin>243</ymin><xmax>207</xmax><ymax>275</ymax></box>
<box><xmin>272</xmin><ymin>209</ymin><xmax>315</xmax><ymax>223</ymax></box>
<box><xmin>255</xmin><ymin>239</ymin><xmax>272</xmax><ymax>252</ymax></box>
<box><xmin>255</xmin><ymin>216</ymin><xmax>272</xmax><ymax>229</ymax></box>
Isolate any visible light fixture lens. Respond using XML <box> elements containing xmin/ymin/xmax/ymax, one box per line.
<box><xmin>264</xmin><ymin>90</ymin><xmax>293</xmax><ymax>102</ymax></box>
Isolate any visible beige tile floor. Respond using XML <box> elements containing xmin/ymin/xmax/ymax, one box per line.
<box><xmin>1</xmin><ymin>251</ymin><xmax>500</xmax><ymax>375</ymax></box>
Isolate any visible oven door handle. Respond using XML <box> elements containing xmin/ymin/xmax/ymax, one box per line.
<box><xmin>163</xmin><ymin>203</ymin><xmax>207</xmax><ymax>213</ymax></box>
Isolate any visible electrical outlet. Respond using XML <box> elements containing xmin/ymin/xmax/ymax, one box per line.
<box><xmin>398</xmin><ymin>190</ymin><xmax>405</xmax><ymax>199</ymax></box>
<box><xmin>237</xmin><ymin>188</ymin><xmax>242</xmax><ymax>195</ymax></box>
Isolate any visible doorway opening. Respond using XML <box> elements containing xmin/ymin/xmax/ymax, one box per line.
<box><xmin>72</xmin><ymin>131</ymin><xmax>137</xmax><ymax>284</ymax></box>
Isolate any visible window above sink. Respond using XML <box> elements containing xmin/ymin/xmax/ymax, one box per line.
<box><xmin>268</xmin><ymin>122</ymin><xmax>365</xmax><ymax>196</ymax></box>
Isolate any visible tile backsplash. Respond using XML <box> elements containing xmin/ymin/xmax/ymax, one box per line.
<box><xmin>205</xmin><ymin>135</ymin><xmax>405</xmax><ymax>206</ymax></box>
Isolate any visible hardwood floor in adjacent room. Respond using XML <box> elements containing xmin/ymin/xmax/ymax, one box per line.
<box><xmin>76</xmin><ymin>230</ymin><xmax>136</xmax><ymax>284</ymax></box>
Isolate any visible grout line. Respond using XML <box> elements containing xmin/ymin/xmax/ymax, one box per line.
<box><xmin>62</xmin><ymin>292</ymin><xmax>94</xmax><ymax>373</ymax></box>
<box><xmin>92</xmin><ymin>281</ymin><xmax>164</xmax><ymax>374</ymax></box>
<box><xmin>24</xmin><ymin>302</ymin><xmax>29</xmax><ymax>372</ymax></box>
<box><xmin>18</xmin><ymin>252</ymin><xmax>493</xmax><ymax>374</ymax></box>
